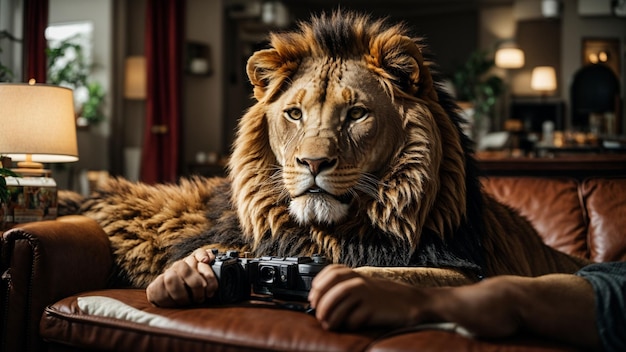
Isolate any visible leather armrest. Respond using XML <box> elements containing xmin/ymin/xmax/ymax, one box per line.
<box><xmin>1</xmin><ymin>215</ymin><xmax>112</xmax><ymax>352</ymax></box>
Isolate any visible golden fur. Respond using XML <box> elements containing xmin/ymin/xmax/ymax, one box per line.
<box><xmin>65</xmin><ymin>11</ymin><xmax>588</xmax><ymax>288</ymax></box>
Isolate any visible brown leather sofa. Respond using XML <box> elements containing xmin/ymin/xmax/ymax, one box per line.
<box><xmin>1</xmin><ymin>176</ymin><xmax>625</xmax><ymax>352</ymax></box>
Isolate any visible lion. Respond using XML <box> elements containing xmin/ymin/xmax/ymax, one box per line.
<box><xmin>61</xmin><ymin>10</ymin><xmax>588</xmax><ymax>290</ymax></box>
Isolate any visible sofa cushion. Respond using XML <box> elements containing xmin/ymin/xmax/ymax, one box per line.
<box><xmin>581</xmin><ymin>178</ymin><xmax>626</xmax><ymax>262</ymax></box>
<box><xmin>481</xmin><ymin>177</ymin><xmax>588</xmax><ymax>259</ymax></box>
<box><xmin>40</xmin><ymin>289</ymin><xmax>383</xmax><ymax>352</ymax></box>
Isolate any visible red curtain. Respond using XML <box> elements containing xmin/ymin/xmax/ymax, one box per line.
<box><xmin>23</xmin><ymin>0</ymin><xmax>48</xmax><ymax>83</ymax></box>
<box><xmin>140</xmin><ymin>0</ymin><xmax>185</xmax><ymax>184</ymax></box>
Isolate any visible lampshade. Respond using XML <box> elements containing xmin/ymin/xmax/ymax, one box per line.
<box><xmin>531</xmin><ymin>66</ymin><xmax>557</xmax><ymax>92</ymax></box>
<box><xmin>495</xmin><ymin>47</ymin><xmax>525</xmax><ymax>69</ymax></box>
<box><xmin>124</xmin><ymin>56</ymin><xmax>147</xmax><ymax>100</ymax></box>
<box><xmin>0</xmin><ymin>83</ymin><xmax>79</xmax><ymax>164</ymax></box>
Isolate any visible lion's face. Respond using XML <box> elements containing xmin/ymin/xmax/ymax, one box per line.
<box><xmin>265</xmin><ymin>58</ymin><xmax>405</xmax><ymax>225</ymax></box>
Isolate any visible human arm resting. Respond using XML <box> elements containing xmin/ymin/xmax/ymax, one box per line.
<box><xmin>308</xmin><ymin>265</ymin><xmax>600</xmax><ymax>351</ymax></box>
<box><xmin>438</xmin><ymin>273</ymin><xmax>599</xmax><ymax>350</ymax></box>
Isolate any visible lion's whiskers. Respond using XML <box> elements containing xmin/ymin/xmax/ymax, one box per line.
<box><xmin>347</xmin><ymin>188</ymin><xmax>361</xmax><ymax>203</ymax></box>
<box><xmin>261</xmin><ymin>166</ymin><xmax>291</xmax><ymax>203</ymax></box>
<box><xmin>354</xmin><ymin>173</ymin><xmax>384</xmax><ymax>203</ymax></box>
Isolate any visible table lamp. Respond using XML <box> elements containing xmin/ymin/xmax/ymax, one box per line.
<box><xmin>0</xmin><ymin>82</ymin><xmax>79</xmax><ymax>175</ymax></box>
<box><xmin>0</xmin><ymin>82</ymin><xmax>79</xmax><ymax>226</ymax></box>
<box><xmin>531</xmin><ymin>66</ymin><xmax>557</xmax><ymax>98</ymax></box>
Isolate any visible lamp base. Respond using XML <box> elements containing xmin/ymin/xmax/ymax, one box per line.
<box><xmin>11</xmin><ymin>168</ymin><xmax>51</xmax><ymax>177</ymax></box>
<box><xmin>13</xmin><ymin>157</ymin><xmax>49</xmax><ymax>177</ymax></box>
<box><xmin>17</xmin><ymin>160</ymin><xmax>44</xmax><ymax>169</ymax></box>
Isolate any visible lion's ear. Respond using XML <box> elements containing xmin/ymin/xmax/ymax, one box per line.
<box><xmin>246</xmin><ymin>49</ymin><xmax>279</xmax><ymax>100</ymax></box>
<box><xmin>246</xmin><ymin>49</ymin><xmax>292</xmax><ymax>101</ymax></box>
<box><xmin>368</xmin><ymin>35</ymin><xmax>437</xmax><ymax>100</ymax></box>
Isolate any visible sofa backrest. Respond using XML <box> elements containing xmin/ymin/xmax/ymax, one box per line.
<box><xmin>580</xmin><ymin>178</ymin><xmax>626</xmax><ymax>262</ymax></box>
<box><xmin>481</xmin><ymin>176</ymin><xmax>626</xmax><ymax>263</ymax></box>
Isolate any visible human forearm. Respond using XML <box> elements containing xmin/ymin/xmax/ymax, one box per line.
<box><xmin>514</xmin><ymin>274</ymin><xmax>600</xmax><ymax>351</ymax></box>
<box><xmin>310</xmin><ymin>266</ymin><xmax>602</xmax><ymax>351</ymax></box>
<box><xmin>431</xmin><ymin>275</ymin><xmax>600</xmax><ymax>350</ymax></box>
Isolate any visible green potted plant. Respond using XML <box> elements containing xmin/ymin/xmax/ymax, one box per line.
<box><xmin>452</xmin><ymin>49</ymin><xmax>504</xmax><ymax>141</ymax></box>
<box><xmin>0</xmin><ymin>166</ymin><xmax>18</xmax><ymax>203</ymax></box>
<box><xmin>79</xmin><ymin>81</ymin><xmax>106</xmax><ymax>125</ymax></box>
<box><xmin>46</xmin><ymin>35</ymin><xmax>106</xmax><ymax>126</ymax></box>
<box><xmin>1</xmin><ymin>157</ymin><xmax>19</xmax><ymax>228</ymax></box>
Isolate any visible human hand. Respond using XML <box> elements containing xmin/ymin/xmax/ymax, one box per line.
<box><xmin>308</xmin><ymin>264</ymin><xmax>433</xmax><ymax>330</ymax></box>
<box><xmin>146</xmin><ymin>248</ymin><xmax>218</xmax><ymax>307</ymax></box>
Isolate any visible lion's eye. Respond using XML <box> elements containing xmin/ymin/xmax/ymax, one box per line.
<box><xmin>284</xmin><ymin>108</ymin><xmax>303</xmax><ymax>121</ymax></box>
<box><xmin>348</xmin><ymin>107</ymin><xmax>368</xmax><ymax>121</ymax></box>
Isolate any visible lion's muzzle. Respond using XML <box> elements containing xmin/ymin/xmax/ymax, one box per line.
<box><xmin>296</xmin><ymin>157</ymin><xmax>338</xmax><ymax>176</ymax></box>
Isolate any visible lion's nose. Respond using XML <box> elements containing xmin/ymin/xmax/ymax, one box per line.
<box><xmin>297</xmin><ymin>157</ymin><xmax>337</xmax><ymax>176</ymax></box>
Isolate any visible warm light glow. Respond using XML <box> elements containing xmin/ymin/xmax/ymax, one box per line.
<box><xmin>588</xmin><ymin>51</ymin><xmax>609</xmax><ymax>64</ymax></box>
<box><xmin>531</xmin><ymin>66</ymin><xmax>557</xmax><ymax>92</ymax></box>
<box><xmin>0</xmin><ymin>83</ymin><xmax>79</xmax><ymax>164</ymax></box>
<box><xmin>124</xmin><ymin>56</ymin><xmax>147</xmax><ymax>100</ymax></box>
<box><xmin>495</xmin><ymin>47</ymin><xmax>525</xmax><ymax>69</ymax></box>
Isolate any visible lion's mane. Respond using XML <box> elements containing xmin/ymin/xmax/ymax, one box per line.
<box><xmin>228</xmin><ymin>10</ymin><xmax>486</xmax><ymax>272</ymax></box>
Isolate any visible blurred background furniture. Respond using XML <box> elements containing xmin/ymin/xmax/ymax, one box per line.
<box><xmin>571</xmin><ymin>63</ymin><xmax>621</xmax><ymax>135</ymax></box>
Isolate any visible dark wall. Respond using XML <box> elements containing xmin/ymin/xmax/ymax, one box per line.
<box><xmin>222</xmin><ymin>1</ymin><xmax>479</xmax><ymax>152</ymax></box>
<box><xmin>286</xmin><ymin>0</ymin><xmax>478</xmax><ymax>76</ymax></box>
